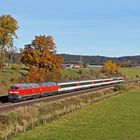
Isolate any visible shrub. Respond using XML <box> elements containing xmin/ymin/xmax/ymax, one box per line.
<box><xmin>114</xmin><ymin>84</ymin><xmax>126</xmax><ymax>92</ymax></box>
<box><xmin>102</xmin><ymin>60</ymin><xmax>120</xmax><ymax>77</ymax></box>
<box><xmin>0</xmin><ymin>61</ymin><xmax>5</xmax><ymax>71</ymax></box>
<box><xmin>10</xmin><ymin>78</ymin><xmax>15</xmax><ymax>82</ymax></box>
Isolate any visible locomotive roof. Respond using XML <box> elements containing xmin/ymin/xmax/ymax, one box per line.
<box><xmin>11</xmin><ymin>83</ymin><xmax>39</xmax><ymax>87</ymax></box>
<box><xmin>11</xmin><ymin>82</ymin><xmax>57</xmax><ymax>87</ymax></box>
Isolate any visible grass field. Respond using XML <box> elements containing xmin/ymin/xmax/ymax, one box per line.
<box><xmin>120</xmin><ymin>67</ymin><xmax>140</xmax><ymax>80</ymax></box>
<box><xmin>10</xmin><ymin>88</ymin><xmax>140</xmax><ymax>140</ymax></box>
<box><xmin>0</xmin><ymin>67</ymin><xmax>27</xmax><ymax>95</ymax></box>
<box><xmin>0</xmin><ymin>69</ymin><xmax>20</xmax><ymax>95</ymax></box>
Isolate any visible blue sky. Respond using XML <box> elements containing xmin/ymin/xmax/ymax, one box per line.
<box><xmin>0</xmin><ymin>0</ymin><xmax>140</xmax><ymax>57</ymax></box>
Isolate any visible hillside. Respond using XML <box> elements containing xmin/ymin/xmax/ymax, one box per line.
<box><xmin>5</xmin><ymin>53</ymin><xmax>140</xmax><ymax>65</ymax></box>
<box><xmin>60</xmin><ymin>54</ymin><xmax>140</xmax><ymax>65</ymax></box>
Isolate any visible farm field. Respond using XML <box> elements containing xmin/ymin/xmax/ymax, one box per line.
<box><xmin>10</xmin><ymin>87</ymin><xmax>140</xmax><ymax>140</ymax></box>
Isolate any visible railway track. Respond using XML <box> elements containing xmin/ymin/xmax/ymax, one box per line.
<box><xmin>0</xmin><ymin>80</ymin><xmax>139</xmax><ymax>112</ymax></box>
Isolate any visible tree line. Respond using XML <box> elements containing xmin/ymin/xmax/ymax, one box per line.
<box><xmin>60</xmin><ymin>54</ymin><xmax>140</xmax><ymax>66</ymax></box>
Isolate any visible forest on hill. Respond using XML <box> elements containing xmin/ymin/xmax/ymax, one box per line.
<box><xmin>60</xmin><ymin>54</ymin><xmax>140</xmax><ymax>66</ymax></box>
<box><xmin>4</xmin><ymin>53</ymin><xmax>140</xmax><ymax>66</ymax></box>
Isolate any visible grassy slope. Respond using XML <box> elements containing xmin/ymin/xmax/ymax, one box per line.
<box><xmin>120</xmin><ymin>67</ymin><xmax>140</xmax><ymax>79</ymax></box>
<box><xmin>0</xmin><ymin>67</ymin><xmax>29</xmax><ymax>95</ymax></box>
<box><xmin>0</xmin><ymin>69</ymin><xmax>21</xmax><ymax>95</ymax></box>
<box><xmin>10</xmin><ymin>88</ymin><xmax>140</xmax><ymax>140</ymax></box>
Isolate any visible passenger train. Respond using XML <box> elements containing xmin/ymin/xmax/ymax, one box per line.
<box><xmin>8</xmin><ymin>77</ymin><xmax>124</xmax><ymax>102</ymax></box>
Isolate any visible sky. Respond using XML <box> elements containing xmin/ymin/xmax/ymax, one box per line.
<box><xmin>0</xmin><ymin>0</ymin><xmax>140</xmax><ymax>57</ymax></box>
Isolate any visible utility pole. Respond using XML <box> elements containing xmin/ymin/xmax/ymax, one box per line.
<box><xmin>79</xmin><ymin>54</ymin><xmax>83</xmax><ymax>66</ymax></box>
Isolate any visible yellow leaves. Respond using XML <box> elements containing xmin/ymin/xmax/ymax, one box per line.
<box><xmin>0</xmin><ymin>15</ymin><xmax>18</xmax><ymax>44</ymax></box>
<box><xmin>0</xmin><ymin>15</ymin><xmax>18</xmax><ymax>30</ymax></box>
<box><xmin>0</xmin><ymin>15</ymin><xmax>18</xmax><ymax>64</ymax></box>
<box><xmin>103</xmin><ymin>60</ymin><xmax>120</xmax><ymax>77</ymax></box>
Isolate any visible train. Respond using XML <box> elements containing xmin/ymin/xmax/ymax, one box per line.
<box><xmin>8</xmin><ymin>77</ymin><xmax>124</xmax><ymax>102</ymax></box>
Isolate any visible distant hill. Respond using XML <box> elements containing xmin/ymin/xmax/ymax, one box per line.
<box><xmin>60</xmin><ymin>54</ymin><xmax>140</xmax><ymax>65</ymax></box>
<box><xmin>6</xmin><ymin>53</ymin><xmax>140</xmax><ymax>66</ymax></box>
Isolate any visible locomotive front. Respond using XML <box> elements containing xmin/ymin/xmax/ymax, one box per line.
<box><xmin>8</xmin><ymin>85</ymin><xmax>21</xmax><ymax>102</ymax></box>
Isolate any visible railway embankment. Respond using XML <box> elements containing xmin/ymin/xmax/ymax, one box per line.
<box><xmin>0</xmin><ymin>82</ymin><xmax>139</xmax><ymax>140</ymax></box>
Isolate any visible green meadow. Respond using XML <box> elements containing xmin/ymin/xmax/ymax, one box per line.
<box><xmin>10</xmin><ymin>88</ymin><xmax>140</xmax><ymax>140</ymax></box>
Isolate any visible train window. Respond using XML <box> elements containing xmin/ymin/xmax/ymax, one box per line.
<box><xmin>35</xmin><ymin>85</ymin><xmax>39</xmax><ymax>88</ymax></box>
<box><xmin>80</xmin><ymin>82</ymin><xmax>92</xmax><ymax>86</ymax></box>
<box><xmin>104</xmin><ymin>80</ymin><xmax>111</xmax><ymax>82</ymax></box>
<box><xmin>32</xmin><ymin>85</ymin><xmax>36</xmax><ymax>88</ymax></box>
<box><xmin>61</xmin><ymin>83</ymin><xmax>76</xmax><ymax>88</ymax></box>
<box><xmin>10</xmin><ymin>86</ymin><xmax>19</xmax><ymax>90</ymax></box>
<box><xmin>113</xmin><ymin>78</ymin><xmax>118</xmax><ymax>80</ymax></box>
<box><xmin>22</xmin><ymin>86</ymin><xmax>29</xmax><ymax>89</ymax></box>
<box><xmin>23</xmin><ymin>86</ymin><xmax>27</xmax><ymax>89</ymax></box>
<box><xmin>94</xmin><ymin>81</ymin><xmax>103</xmax><ymax>84</ymax></box>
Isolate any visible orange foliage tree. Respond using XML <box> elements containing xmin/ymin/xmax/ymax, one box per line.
<box><xmin>102</xmin><ymin>60</ymin><xmax>120</xmax><ymax>77</ymax></box>
<box><xmin>21</xmin><ymin>35</ymin><xmax>63</xmax><ymax>82</ymax></box>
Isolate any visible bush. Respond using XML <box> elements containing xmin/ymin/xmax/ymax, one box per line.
<box><xmin>114</xmin><ymin>84</ymin><xmax>126</xmax><ymax>92</ymax></box>
<box><xmin>0</xmin><ymin>61</ymin><xmax>5</xmax><ymax>71</ymax></box>
<box><xmin>10</xmin><ymin>78</ymin><xmax>15</xmax><ymax>82</ymax></box>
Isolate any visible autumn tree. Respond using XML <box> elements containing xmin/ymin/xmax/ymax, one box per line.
<box><xmin>0</xmin><ymin>15</ymin><xmax>18</xmax><ymax>69</ymax></box>
<box><xmin>102</xmin><ymin>60</ymin><xmax>120</xmax><ymax>77</ymax></box>
<box><xmin>21</xmin><ymin>35</ymin><xmax>63</xmax><ymax>82</ymax></box>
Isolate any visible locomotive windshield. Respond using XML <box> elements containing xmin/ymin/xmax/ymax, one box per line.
<box><xmin>10</xmin><ymin>86</ymin><xmax>19</xmax><ymax>90</ymax></box>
